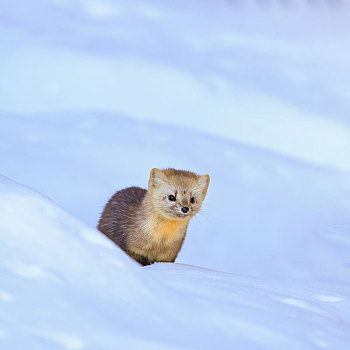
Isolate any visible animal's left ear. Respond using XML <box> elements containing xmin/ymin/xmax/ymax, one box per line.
<box><xmin>197</xmin><ymin>174</ymin><xmax>210</xmax><ymax>197</ymax></box>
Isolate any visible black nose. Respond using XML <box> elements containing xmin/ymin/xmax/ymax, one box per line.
<box><xmin>181</xmin><ymin>207</ymin><xmax>189</xmax><ymax>213</ymax></box>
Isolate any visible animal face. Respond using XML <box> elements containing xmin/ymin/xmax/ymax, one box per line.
<box><xmin>148</xmin><ymin>168</ymin><xmax>210</xmax><ymax>220</ymax></box>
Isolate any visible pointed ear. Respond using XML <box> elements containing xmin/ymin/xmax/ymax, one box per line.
<box><xmin>197</xmin><ymin>174</ymin><xmax>210</xmax><ymax>197</ymax></box>
<box><xmin>149</xmin><ymin>168</ymin><xmax>167</xmax><ymax>188</ymax></box>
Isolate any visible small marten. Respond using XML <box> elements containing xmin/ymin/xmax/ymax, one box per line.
<box><xmin>98</xmin><ymin>168</ymin><xmax>210</xmax><ymax>266</ymax></box>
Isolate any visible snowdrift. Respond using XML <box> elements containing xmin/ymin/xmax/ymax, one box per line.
<box><xmin>1</xmin><ymin>1</ymin><xmax>350</xmax><ymax>348</ymax></box>
<box><xmin>1</xmin><ymin>175</ymin><xmax>350</xmax><ymax>349</ymax></box>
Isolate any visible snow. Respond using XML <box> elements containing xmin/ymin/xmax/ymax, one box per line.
<box><xmin>1</xmin><ymin>0</ymin><xmax>350</xmax><ymax>348</ymax></box>
<box><xmin>1</xmin><ymin>117</ymin><xmax>350</xmax><ymax>349</ymax></box>
<box><xmin>1</xmin><ymin>176</ymin><xmax>350</xmax><ymax>349</ymax></box>
<box><xmin>1</xmin><ymin>112</ymin><xmax>349</xmax><ymax>282</ymax></box>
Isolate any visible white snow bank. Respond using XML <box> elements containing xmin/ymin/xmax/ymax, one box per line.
<box><xmin>1</xmin><ymin>112</ymin><xmax>350</xmax><ymax>283</ymax></box>
<box><xmin>1</xmin><ymin>175</ymin><xmax>350</xmax><ymax>349</ymax></box>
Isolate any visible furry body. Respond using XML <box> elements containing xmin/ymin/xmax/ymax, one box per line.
<box><xmin>98</xmin><ymin>168</ymin><xmax>210</xmax><ymax>266</ymax></box>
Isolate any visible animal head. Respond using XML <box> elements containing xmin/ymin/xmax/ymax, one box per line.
<box><xmin>148</xmin><ymin>168</ymin><xmax>210</xmax><ymax>220</ymax></box>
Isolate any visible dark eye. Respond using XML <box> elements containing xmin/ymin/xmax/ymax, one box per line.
<box><xmin>190</xmin><ymin>197</ymin><xmax>195</xmax><ymax>203</ymax></box>
<box><xmin>168</xmin><ymin>195</ymin><xmax>176</xmax><ymax>201</ymax></box>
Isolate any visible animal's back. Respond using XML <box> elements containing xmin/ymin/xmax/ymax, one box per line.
<box><xmin>98</xmin><ymin>186</ymin><xmax>147</xmax><ymax>250</ymax></box>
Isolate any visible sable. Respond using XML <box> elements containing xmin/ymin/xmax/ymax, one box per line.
<box><xmin>98</xmin><ymin>168</ymin><xmax>210</xmax><ymax>266</ymax></box>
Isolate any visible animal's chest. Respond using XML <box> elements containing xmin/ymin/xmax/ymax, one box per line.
<box><xmin>149</xmin><ymin>220</ymin><xmax>186</xmax><ymax>261</ymax></box>
<box><xmin>154</xmin><ymin>220</ymin><xmax>184</xmax><ymax>241</ymax></box>
<box><xmin>143</xmin><ymin>217</ymin><xmax>187</xmax><ymax>251</ymax></box>
<box><xmin>131</xmin><ymin>217</ymin><xmax>188</xmax><ymax>262</ymax></box>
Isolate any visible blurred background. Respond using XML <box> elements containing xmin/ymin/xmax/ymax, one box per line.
<box><xmin>1</xmin><ymin>0</ymin><xmax>350</xmax><ymax>280</ymax></box>
<box><xmin>1</xmin><ymin>0</ymin><xmax>350</xmax><ymax>170</ymax></box>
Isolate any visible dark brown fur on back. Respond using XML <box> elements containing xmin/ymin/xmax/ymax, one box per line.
<box><xmin>98</xmin><ymin>187</ymin><xmax>146</xmax><ymax>252</ymax></box>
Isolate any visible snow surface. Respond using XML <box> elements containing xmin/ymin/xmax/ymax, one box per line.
<box><xmin>1</xmin><ymin>175</ymin><xmax>350</xmax><ymax>349</ymax></box>
<box><xmin>1</xmin><ymin>0</ymin><xmax>350</xmax><ymax>348</ymax></box>
<box><xmin>1</xmin><ymin>112</ymin><xmax>350</xmax><ymax>282</ymax></box>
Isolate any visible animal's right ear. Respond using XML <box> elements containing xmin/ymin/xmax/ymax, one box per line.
<box><xmin>149</xmin><ymin>168</ymin><xmax>167</xmax><ymax>188</ymax></box>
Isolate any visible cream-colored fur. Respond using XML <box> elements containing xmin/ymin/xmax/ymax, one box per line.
<box><xmin>127</xmin><ymin>168</ymin><xmax>210</xmax><ymax>264</ymax></box>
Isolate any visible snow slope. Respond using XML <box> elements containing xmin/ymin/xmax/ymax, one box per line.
<box><xmin>1</xmin><ymin>175</ymin><xmax>350</xmax><ymax>349</ymax></box>
<box><xmin>1</xmin><ymin>1</ymin><xmax>350</xmax><ymax>348</ymax></box>
<box><xmin>1</xmin><ymin>112</ymin><xmax>350</xmax><ymax>283</ymax></box>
